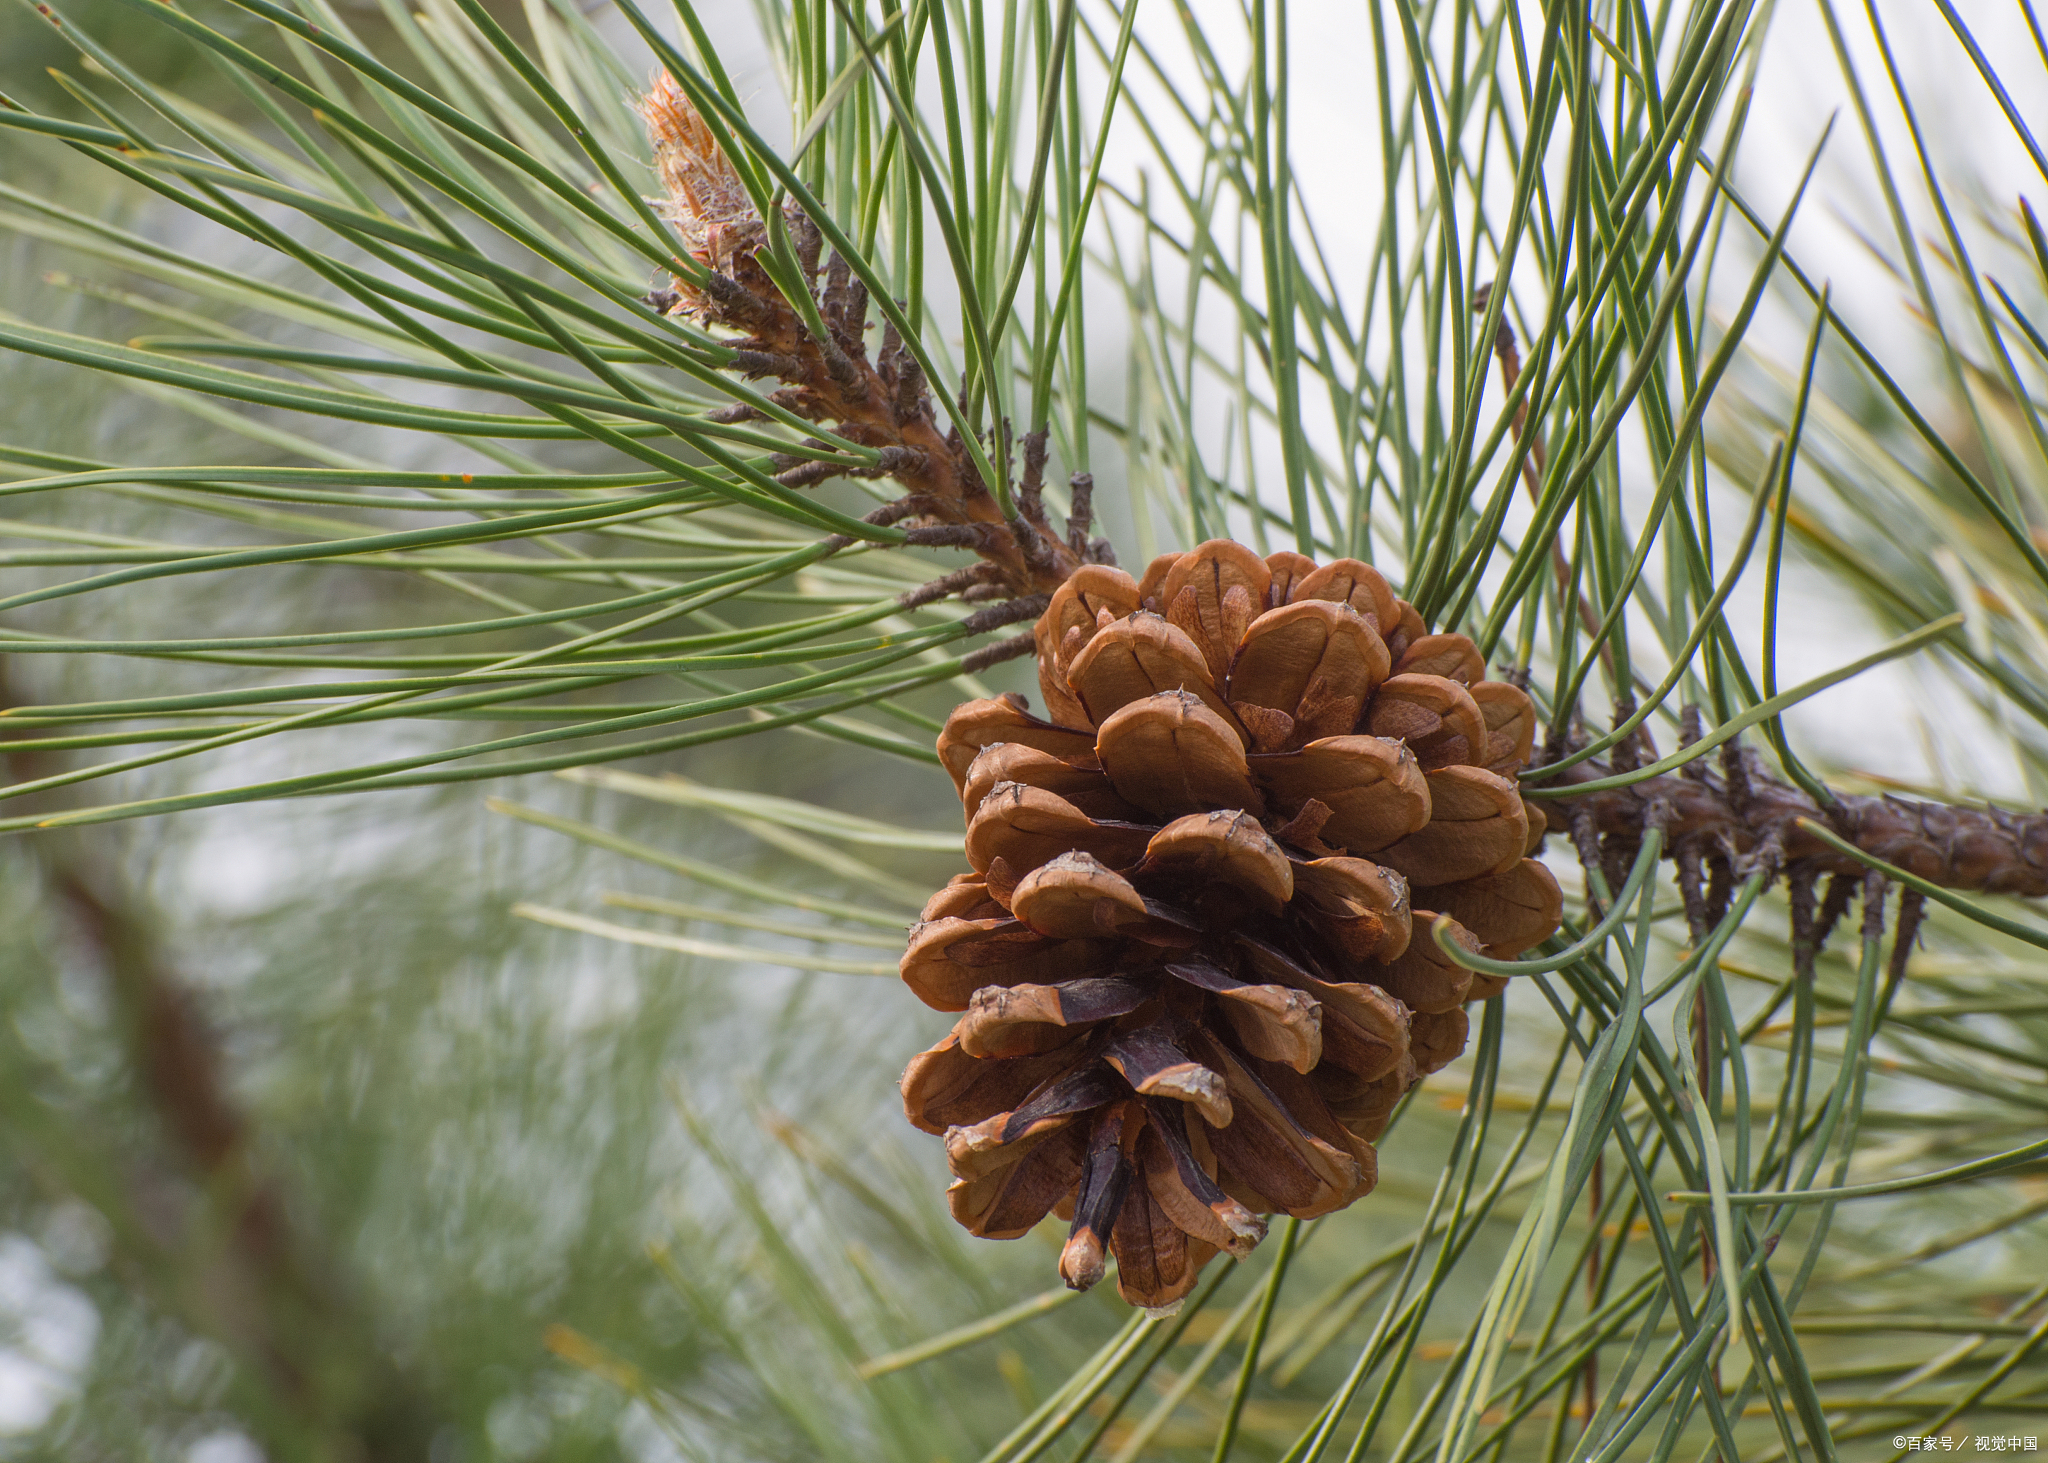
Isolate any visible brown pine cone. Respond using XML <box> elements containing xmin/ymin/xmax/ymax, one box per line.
<box><xmin>900</xmin><ymin>541</ymin><xmax>1564</xmax><ymax>1310</ymax></box>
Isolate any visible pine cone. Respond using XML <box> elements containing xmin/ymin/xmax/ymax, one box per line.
<box><xmin>900</xmin><ymin>541</ymin><xmax>1564</xmax><ymax>1310</ymax></box>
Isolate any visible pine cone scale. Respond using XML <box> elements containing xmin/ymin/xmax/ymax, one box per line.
<box><xmin>1098</xmin><ymin>691</ymin><xmax>1261</xmax><ymax>815</ymax></box>
<box><xmin>950</xmin><ymin>1125</ymin><xmax>1086</xmax><ymax>1238</ymax></box>
<box><xmin>1226</xmin><ymin>599</ymin><xmax>1391</xmax><ymax>744</ymax></box>
<box><xmin>1293</xmin><ymin>856</ymin><xmax>1412</xmax><ymax>960</ymax></box>
<box><xmin>965</xmin><ymin>783</ymin><xmax>1156</xmax><ymax>876</ymax></box>
<box><xmin>904</xmin><ymin>1032</ymin><xmax>1082</xmax><ymax>1134</ymax></box>
<box><xmin>1251</xmin><ymin>737</ymin><xmax>1431</xmax><ymax>853</ymax></box>
<box><xmin>1107</xmin><ymin>1151</ymin><xmax>1203</xmax><ymax>1306</ymax></box>
<box><xmin>1058</xmin><ymin>1107</ymin><xmax>1131</xmax><ymax>1289</ymax></box>
<box><xmin>1194</xmin><ymin>1037</ymin><xmax>1359</xmax><ymax>1217</ymax></box>
<box><xmin>1215</xmin><ymin>983</ymin><xmax>1322</xmax><ymax>1072</ymax></box>
<box><xmin>1142</xmin><ymin>811</ymin><xmax>1294</xmax><ymax>913</ymax></box>
<box><xmin>1230</xmin><ymin>933</ymin><xmax>1410</xmax><ymax>1081</ymax></box>
<box><xmin>1009</xmin><ymin>855</ymin><xmax>1149</xmax><ymax>939</ymax></box>
<box><xmin>961</xmin><ymin>745</ymin><xmax>1129</xmax><ymax>822</ymax></box>
<box><xmin>901</xmin><ymin>918</ymin><xmax>1113</xmax><ymax>1010</ymax></box>
<box><xmin>957</xmin><ymin>977</ymin><xmax>1144</xmax><ymax>1057</ymax></box>
<box><xmin>1104</xmin><ymin>1024</ymin><xmax>1232</xmax><ymax>1126</ymax></box>
<box><xmin>1141</xmin><ymin>1102</ymin><xmax>1267</xmax><ymax>1256</ymax></box>
<box><xmin>1372</xmin><ymin>767</ymin><xmax>1528</xmax><ymax>884</ymax></box>
<box><xmin>1371</xmin><ymin>913</ymin><xmax>1480</xmax><ymax>1013</ymax></box>
<box><xmin>1415</xmin><ymin>860</ymin><xmax>1565</xmax><ymax>959</ymax></box>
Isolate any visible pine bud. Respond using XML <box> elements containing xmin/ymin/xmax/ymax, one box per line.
<box><xmin>635</xmin><ymin>73</ymin><xmax>762</xmax><ymax>316</ymax></box>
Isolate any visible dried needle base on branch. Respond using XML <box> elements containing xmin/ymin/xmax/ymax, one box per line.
<box><xmin>1540</xmin><ymin>707</ymin><xmax>2048</xmax><ymax>962</ymax></box>
<box><xmin>1540</xmin><ymin>704</ymin><xmax>2039</xmax><ymax>930</ymax></box>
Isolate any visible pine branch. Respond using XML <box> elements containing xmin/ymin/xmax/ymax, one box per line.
<box><xmin>1543</xmin><ymin>734</ymin><xmax>2048</xmax><ymax>897</ymax></box>
<box><xmin>638</xmin><ymin>75</ymin><xmax>1097</xmax><ymax>603</ymax></box>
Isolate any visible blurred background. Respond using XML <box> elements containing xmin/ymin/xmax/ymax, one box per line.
<box><xmin>3</xmin><ymin>1</ymin><xmax>2047</xmax><ymax>1460</ymax></box>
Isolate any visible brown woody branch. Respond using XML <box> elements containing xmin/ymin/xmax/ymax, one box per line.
<box><xmin>1540</xmin><ymin>737</ymin><xmax>2048</xmax><ymax>899</ymax></box>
